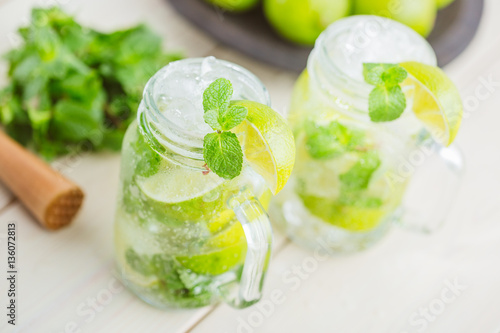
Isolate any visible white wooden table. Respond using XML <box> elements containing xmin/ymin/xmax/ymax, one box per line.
<box><xmin>0</xmin><ymin>0</ymin><xmax>499</xmax><ymax>332</ymax></box>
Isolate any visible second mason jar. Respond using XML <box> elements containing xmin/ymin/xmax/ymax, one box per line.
<box><xmin>272</xmin><ymin>16</ymin><xmax>463</xmax><ymax>253</ymax></box>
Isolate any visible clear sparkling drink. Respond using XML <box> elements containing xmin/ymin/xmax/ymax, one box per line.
<box><xmin>272</xmin><ymin>16</ymin><xmax>461</xmax><ymax>252</ymax></box>
<box><xmin>114</xmin><ymin>57</ymin><xmax>274</xmax><ymax>308</ymax></box>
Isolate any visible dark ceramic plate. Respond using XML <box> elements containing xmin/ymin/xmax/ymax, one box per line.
<box><xmin>169</xmin><ymin>0</ymin><xmax>484</xmax><ymax>72</ymax></box>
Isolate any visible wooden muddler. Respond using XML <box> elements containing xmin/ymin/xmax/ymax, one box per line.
<box><xmin>0</xmin><ymin>131</ymin><xmax>84</xmax><ymax>230</ymax></box>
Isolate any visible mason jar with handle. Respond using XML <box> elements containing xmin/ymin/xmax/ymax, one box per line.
<box><xmin>271</xmin><ymin>16</ymin><xmax>463</xmax><ymax>253</ymax></box>
<box><xmin>114</xmin><ymin>57</ymin><xmax>279</xmax><ymax>309</ymax></box>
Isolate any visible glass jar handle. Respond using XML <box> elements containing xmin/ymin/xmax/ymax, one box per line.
<box><xmin>397</xmin><ymin>142</ymin><xmax>464</xmax><ymax>233</ymax></box>
<box><xmin>217</xmin><ymin>188</ymin><xmax>272</xmax><ymax>308</ymax></box>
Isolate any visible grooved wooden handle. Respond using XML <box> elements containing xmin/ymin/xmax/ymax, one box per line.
<box><xmin>0</xmin><ymin>131</ymin><xmax>84</xmax><ymax>230</ymax></box>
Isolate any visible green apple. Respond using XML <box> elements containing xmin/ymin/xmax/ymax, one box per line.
<box><xmin>353</xmin><ymin>0</ymin><xmax>437</xmax><ymax>37</ymax></box>
<box><xmin>263</xmin><ymin>0</ymin><xmax>351</xmax><ymax>46</ymax></box>
<box><xmin>436</xmin><ymin>0</ymin><xmax>456</xmax><ymax>9</ymax></box>
<box><xmin>205</xmin><ymin>0</ymin><xmax>259</xmax><ymax>12</ymax></box>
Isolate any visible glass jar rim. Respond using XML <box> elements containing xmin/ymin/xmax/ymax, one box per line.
<box><xmin>139</xmin><ymin>57</ymin><xmax>271</xmax><ymax>169</ymax></box>
<box><xmin>308</xmin><ymin>15</ymin><xmax>437</xmax><ymax>116</ymax></box>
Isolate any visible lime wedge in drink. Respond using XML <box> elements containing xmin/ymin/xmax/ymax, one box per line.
<box><xmin>232</xmin><ymin>100</ymin><xmax>296</xmax><ymax>195</ymax></box>
<box><xmin>177</xmin><ymin>220</ymin><xmax>247</xmax><ymax>275</ymax></box>
<box><xmin>138</xmin><ymin>168</ymin><xmax>246</xmax><ymax>275</ymax></box>
<box><xmin>138</xmin><ymin>164</ymin><xmax>223</xmax><ymax>204</ymax></box>
<box><xmin>400</xmin><ymin>61</ymin><xmax>463</xmax><ymax>146</ymax></box>
<box><xmin>300</xmin><ymin>194</ymin><xmax>386</xmax><ymax>231</ymax></box>
<box><xmin>136</xmin><ymin>164</ymin><xmax>232</xmax><ymax>226</ymax></box>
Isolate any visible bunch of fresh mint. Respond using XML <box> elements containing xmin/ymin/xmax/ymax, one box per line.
<box><xmin>202</xmin><ymin>78</ymin><xmax>248</xmax><ymax>180</ymax></box>
<box><xmin>0</xmin><ymin>7</ymin><xmax>182</xmax><ymax>159</ymax></box>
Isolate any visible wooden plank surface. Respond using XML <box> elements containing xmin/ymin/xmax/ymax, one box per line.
<box><xmin>0</xmin><ymin>0</ymin><xmax>499</xmax><ymax>332</ymax></box>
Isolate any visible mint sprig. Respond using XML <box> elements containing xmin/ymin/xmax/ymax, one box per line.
<box><xmin>305</xmin><ymin>120</ymin><xmax>365</xmax><ymax>160</ymax></box>
<box><xmin>363</xmin><ymin>63</ymin><xmax>408</xmax><ymax>122</ymax></box>
<box><xmin>202</xmin><ymin>78</ymin><xmax>248</xmax><ymax>179</ymax></box>
<box><xmin>204</xmin><ymin>132</ymin><xmax>243</xmax><ymax>179</ymax></box>
<box><xmin>338</xmin><ymin>151</ymin><xmax>382</xmax><ymax>208</ymax></box>
<box><xmin>339</xmin><ymin>151</ymin><xmax>381</xmax><ymax>191</ymax></box>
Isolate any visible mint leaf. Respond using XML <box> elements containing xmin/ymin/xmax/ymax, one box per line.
<box><xmin>202</xmin><ymin>78</ymin><xmax>247</xmax><ymax>179</ymax></box>
<box><xmin>125</xmin><ymin>248</ymin><xmax>217</xmax><ymax>307</ymax></box>
<box><xmin>364</xmin><ymin>63</ymin><xmax>409</xmax><ymax>123</ymax></box>
<box><xmin>305</xmin><ymin>121</ymin><xmax>365</xmax><ymax>160</ymax></box>
<box><xmin>363</xmin><ymin>63</ymin><xmax>397</xmax><ymax>86</ymax></box>
<box><xmin>219</xmin><ymin>105</ymin><xmax>248</xmax><ymax>131</ymax></box>
<box><xmin>125</xmin><ymin>248</ymin><xmax>157</xmax><ymax>276</ymax></box>
<box><xmin>382</xmin><ymin>66</ymin><xmax>408</xmax><ymax>85</ymax></box>
<box><xmin>339</xmin><ymin>151</ymin><xmax>381</xmax><ymax>191</ymax></box>
<box><xmin>133</xmin><ymin>128</ymin><xmax>162</xmax><ymax>178</ymax></box>
<box><xmin>177</xmin><ymin>266</ymin><xmax>213</xmax><ymax>290</ymax></box>
<box><xmin>203</xmin><ymin>109</ymin><xmax>221</xmax><ymax>131</ymax></box>
<box><xmin>368</xmin><ymin>85</ymin><xmax>406</xmax><ymax>122</ymax></box>
<box><xmin>203</xmin><ymin>132</ymin><xmax>243</xmax><ymax>179</ymax></box>
<box><xmin>203</xmin><ymin>78</ymin><xmax>232</xmax><ymax>114</ymax></box>
<box><xmin>203</xmin><ymin>105</ymin><xmax>247</xmax><ymax>132</ymax></box>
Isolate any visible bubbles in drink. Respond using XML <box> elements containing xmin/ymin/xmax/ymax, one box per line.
<box><xmin>203</xmin><ymin>190</ymin><xmax>220</xmax><ymax>203</ymax></box>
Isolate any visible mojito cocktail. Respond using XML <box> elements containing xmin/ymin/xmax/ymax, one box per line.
<box><xmin>114</xmin><ymin>58</ymin><xmax>294</xmax><ymax>308</ymax></box>
<box><xmin>272</xmin><ymin>16</ymin><xmax>463</xmax><ymax>252</ymax></box>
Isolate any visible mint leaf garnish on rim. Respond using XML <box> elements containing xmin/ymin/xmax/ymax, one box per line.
<box><xmin>381</xmin><ymin>66</ymin><xmax>408</xmax><ymax>85</ymax></box>
<box><xmin>203</xmin><ymin>78</ymin><xmax>233</xmax><ymax>115</ymax></box>
<box><xmin>219</xmin><ymin>105</ymin><xmax>248</xmax><ymax>131</ymax></box>
<box><xmin>363</xmin><ymin>63</ymin><xmax>408</xmax><ymax>122</ymax></box>
<box><xmin>202</xmin><ymin>78</ymin><xmax>248</xmax><ymax>179</ymax></box>
<box><xmin>363</xmin><ymin>63</ymin><xmax>395</xmax><ymax>85</ymax></box>
<box><xmin>369</xmin><ymin>85</ymin><xmax>406</xmax><ymax>122</ymax></box>
<box><xmin>204</xmin><ymin>132</ymin><xmax>243</xmax><ymax>179</ymax></box>
<box><xmin>203</xmin><ymin>110</ymin><xmax>222</xmax><ymax>131</ymax></box>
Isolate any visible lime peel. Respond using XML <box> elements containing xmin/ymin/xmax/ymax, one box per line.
<box><xmin>400</xmin><ymin>61</ymin><xmax>463</xmax><ymax>146</ymax></box>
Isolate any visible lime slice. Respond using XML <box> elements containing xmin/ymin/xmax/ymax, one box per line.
<box><xmin>136</xmin><ymin>164</ymin><xmax>234</xmax><ymax>227</ymax></box>
<box><xmin>232</xmin><ymin>100</ymin><xmax>295</xmax><ymax>195</ymax></box>
<box><xmin>208</xmin><ymin>190</ymin><xmax>271</xmax><ymax>234</ymax></box>
<box><xmin>300</xmin><ymin>194</ymin><xmax>386</xmax><ymax>231</ymax></box>
<box><xmin>138</xmin><ymin>165</ymin><xmax>223</xmax><ymax>204</ymax></box>
<box><xmin>177</xmin><ymin>221</ymin><xmax>247</xmax><ymax>275</ymax></box>
<box><xmin>400</xmin><ymin>61</ymin><xmax>463</xmax><ymax>146</ymax></box>
<box><xmin>125</xmin><ymin>268</ymin><xmax>161</xmax><ymax>288</ymax></box>
<box><xmin>175</xmin><ymin>189</ymin><xmax>271</xmax><ymax>275</ymax></box>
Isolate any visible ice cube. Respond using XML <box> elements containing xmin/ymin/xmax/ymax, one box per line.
<box><xmin>327</xmin><ymin>17</ymin><xmax>436</xmax><ymax>82</ymax></box>
<box><xmin>201</xmin><ymin>56</ymin><xmax>217</xmax><ymax>76</ymax></box>
<box><xmin>162</xmin><ymin>98</ymin><xmax>198</xmax><ymax>129</ymax></box>
<box><xmin>162</xmin><ymin>71</ymin><xmax>201</xmax><ymax>99</ymax></box>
